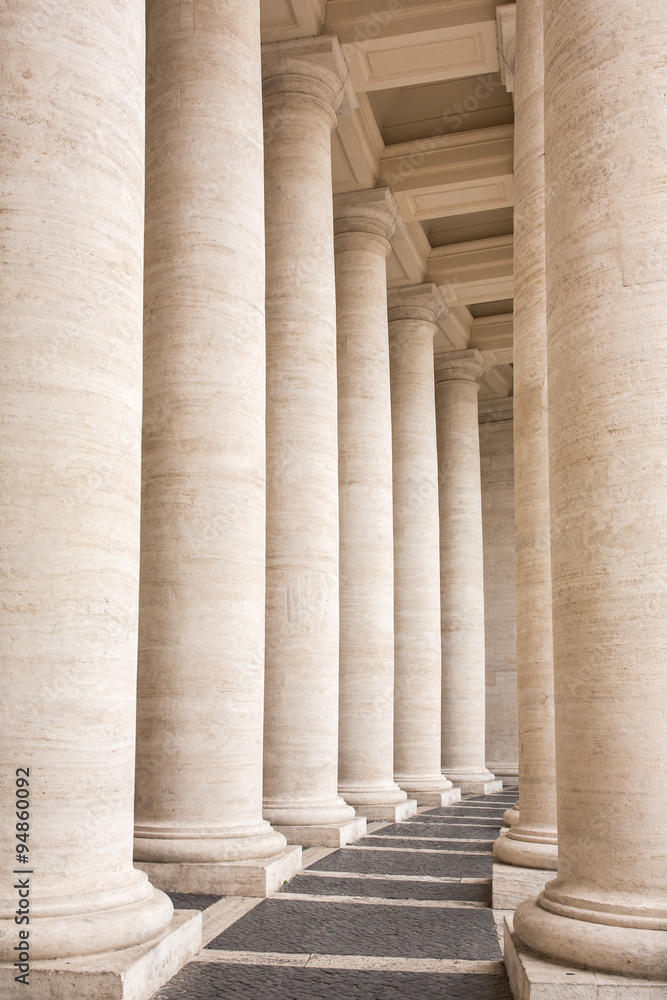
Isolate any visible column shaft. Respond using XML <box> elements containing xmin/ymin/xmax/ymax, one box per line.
<box><xmin>514</xmin><ymin>0</ymin><xmax>667</xmax><ymax>979</ymax></box>
<box><xmin>262</xmin><ymin>39</ymin><xmax>358</xmax><ymax>838</ymax></box>
<box><xmin>389</xmin><ymin>285</ymin><xmax>459</xmax><ymax>805</ymax></box>
<box><xmin>436</xmin><ymin>351</ymin><xmax>499</xmax><ymax>793</ymax></box>
<box><xmin>0</xmin><ymin>0</ymin><xmax>171</xmax><ymax>961</ymax></box>
<box><xmin>493</xmin><ymin>0</ymin><xmax>557</xmax><ymax>871</ymax></box>
<box><xmin>135</xmin><ymin>0</ymin><xmax>286</xmax><ymax>880</ymax></box>
<box><xmin>334</xmin><ymin>190</ymin><xmax>409</xmax><ymax>817</ymax></box>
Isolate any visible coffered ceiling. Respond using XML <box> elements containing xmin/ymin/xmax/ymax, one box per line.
<box><xmin>260</xmin><ymin>0</ymin><xmax>516</xmax><ymax>399</ymax></box>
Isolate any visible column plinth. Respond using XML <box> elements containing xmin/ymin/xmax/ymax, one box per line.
<box><xmin>436</xmin><ymin>350</ymin><xmax>500</xmax><ymax>795</ymax></box>
<box><xmin>133</xmin><ymin>0</ymin><xmax>291</xmax><ymax>892</ymax></box>
<box><xmin>262</xmin><ymin>37</ymin><xmax>360</xmax><ymax>844</ymax></box>
<box><xmin>512</xmin><ymin>0</ymin><xmax>667</xmax><ymax>982</ymax></box>
<box><xmin>334</xmin><ymin>190</ymin><xmax>411</xmax><ymax>819</ymax></box>
<box><xmin>389</xmin><ymin>284</ymin><xmax>460</xmax><ymax>808</ymax></box>
<box><xmin>0</xmin><ymin>1</ymin><xmax>198</xmax><ymax>991</ymax></box>
<box><xmin>493</xmin><ymin>0</ymin><xmax>557</xmax><ymax>876</ymax></box>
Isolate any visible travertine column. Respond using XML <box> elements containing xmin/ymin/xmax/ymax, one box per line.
<box><xmin>389</xmin><ymin>285</ymin><xmax>460</xmax><ymax>808</ymax></box>
<box><xmin>262</xmin><ymin>37</ymin><xmax>362</xmax><ymax>847</ymax></box>
<box><xmin>493</xmin><ymin>0</ymin><xmax>557</xmax><ymax>877</ymax></box>
<box><xmin>514</xmin><ymin>0</ymin><xmax>667</xmax><ymax>980</ymax></box>
<box><xmin>133</xmin><ymin>0</ymin><xmax>295</xmax><ymax>895</ymax></box>
<box><xmin>334</xmin><ymin>190</ymin><xmax>414</xmax><ymax>822</ymax></box>
<box><xmin>435</xmin><ymin>350</ymin><xmax>501</xmax><ymax>794</ymax></box>
<box><xmin>0</xmin><ymin>0</ymin><xmax>194</xmax><ymax>981</ymax></box>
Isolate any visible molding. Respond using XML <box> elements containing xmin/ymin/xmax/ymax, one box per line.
<box><xmin>427</xmin><ymin>237</ymin><xmax>514</xmax><ymax>304</ymax></box>
<box><xmin>433</xmin><ymin>300</ymin><xmax>473</xmax><ymax>353</ymax></box>
<box><xmin>262</xmin><ymin>36</ymin><xmax>357</xmax><ymax>117</ymax></box>
<box><xmin>324</xmin><ymin>0</ymin><xmax>498</xmax><ymax>43</ymax></box>
<box><xmin>381</xmin><ymin>123</ymin><xmax>514</xmax><ymax>159</ymax></box>
<box><xmin>434</xmin><ymin>347</ymin><xmax>487</xmax><ymax>383</ymax></box>
<box><xmin>340</xmin><ymin>19</ymin><xmax>499</xmax><ymax>92</ymax></box>
<box><xmin>470</xmin><ymin>312</ymin><xmax>514</xmax><ymax>366</ymax></box>
<box><xmin>332</xmin><ymin>93</ymin><xmax>384</xmax><ymax>193</ymax></box>
<box><xmin>380</xmin><ymin>127</ymin><xmax>514</xmax><ymax>223</ymax></box>
<box><xmin>333</xmin><ymin>187</ymin><xmax>401</xmax><ymax>243</ymax></box>
<box><xmin>496</xmin><ymin>3</ymin><xmax>516</xmax><ymax>94</ymax></box>
<box><xmin>478</xmin><ymin>396</ymin><xmax>514</xmax><ymax>422</ymax></box>
<box><xmin>387</xmin><ymin>281</ymin><xmax>447</xmax><ymax>324</ymax></box>
<box><xmin>260</xmin><ymin>0</ymin><xmax>327</xmax><ymax>42</ymax></box>
<box><xmin>387</xmin><ymin>220</ymin><xmax>430</xmax><ymax>286</ymax></box>
<box><xmin>479</xmin><ymin>363</ymin><xmax>513</xmax><ymax>399</ymax></box>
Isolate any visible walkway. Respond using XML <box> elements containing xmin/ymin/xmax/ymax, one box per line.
<box><xmin>153</xmin><ymin>785</ymin><xmax>519</xmax><ymax>1000</ymax></box>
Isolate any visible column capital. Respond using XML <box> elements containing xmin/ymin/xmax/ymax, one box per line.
<box><xmin>333</xmin><ymin>188</ymin><xmax>401</xmax><ymax>251</ymax></box>
<box><xmin>434</xmin><ymin>348</ymin><xmax>486</xmax><ymax>385</ymax></box>
<box><xmin>262</xmin><ymin>36</ymin><xmax>356</xmax><ymax>119</ymax></box>
<box><xmin>387</xmin><ymin>282</ymin><xmax>447</xmax><ymax>326</ymax></box>
<box><xmin>496</xmin><ymin>4</ymin><xmax>516</xmax><ymax>93</ymax></box>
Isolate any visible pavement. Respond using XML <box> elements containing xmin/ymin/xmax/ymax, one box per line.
<box><xmin>150</xmin><ymin>784</ymin><xmax>520</xmax><ymax>1000</ymax></box>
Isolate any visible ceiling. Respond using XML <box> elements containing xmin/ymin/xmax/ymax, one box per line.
<box><xmin>260</xmin><ymin>0</ymin><xmax>516</xmax><ymax>399</ymax></box>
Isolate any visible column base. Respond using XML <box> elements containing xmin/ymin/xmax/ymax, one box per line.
<box><xmin>353</xmin><ymin>799</ymin><xmax>418</xmax><ymax>822</ymax></box>
<box><xmin>274</xmin><ymin>817</ymin><xmax>367</xmax><ymax>847</ymax></box>
<box><xmin>454</xmin><ymin>779</ymin><xmax>503</xmax><ymax>794</ymax></box>
<box><xmin>0</xmin><ymin>909</ymin><xmax>201</xmax><ymax>1000</ymax></box>
<box><xmin>136</xmin><ymin>846</ymin><xmax>302</xmax><ymax>897</ymax></box>
<box><xmin>504</xmin><ymin>804</ymin><xmax>520</xmax><ymax>827</ymax></box>
<box><xmin>493</xmin><ymin>825</ymin><xmax>558</xmax><ymax>871</ymax></box>
<box><xmin>488</xmin><ymin>763</ymin><xmax>519</xmax><ymax>777</ymax></box>
<box><xmin>504</xmin><ymin>915</ymin><xmax>667</xmax><ymax>999</ymax></box>
<box><xmin>410</xmin><ymin>787</ymin><xmax>462</xmax><ymax>807</ymax></box>
<box><xmin>492</xmin><ymin>860</ymin><xmax>554</xmax><ymax>910</ymax></box>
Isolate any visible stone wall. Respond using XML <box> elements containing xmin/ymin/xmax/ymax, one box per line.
<box><xmin>479</xmin><ymin>397</ymin><xmax>518</xmax><ymax>775</ymax></box>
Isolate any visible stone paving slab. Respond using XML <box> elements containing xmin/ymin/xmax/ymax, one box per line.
<box><xmin>418</xmin><ymin>812</ymin><xmax>504</xmax><ymax>824</ymax></box>
<box><xmin>308</xmin><ymin>848</ymin><xmax>493</xmax><ymax>878</ymax></box>
<box><xmin>360</xmin><ymin>837</ymin><xmax>493</xmax><ymax>853</ymax></box>
<box><xmin>153</xmin><ymin>964</ymin><xmax>514</xmax><ymax>999</ymax></box>
<box><xmin>463</xmin><ymin>795</ymin><xmax>518</xmax><ymax>803</ymax></box>
<box><xmin>167</xmin><ymin>892</ymin><xmax>224</xmax><ymax>911</ymax></box>
<box><xmin>373</xmin><ymin>825</ymin><xmax>500</xmax><ymax>840</ymax></box>
<box><xmin>205</xmin><ymin>899</ymin><xmax>502</xmax><ymax>960</ymax></box>
<box><xmin>376</xmin><ymin>823</ymin><xmax>498</xmax><ymax>839</ymax></box>
<box><xmin>279</xmin><ymin>873</ymin><xmax>492</xmax><ymax>902</ymax></box>
<box><xmin>433</xmin><ymin>807</ymin><xmax>508</xmax><ymax>816</ymax></box>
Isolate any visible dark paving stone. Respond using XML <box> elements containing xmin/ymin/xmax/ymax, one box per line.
<box><xmin>279</xmin><ymin>873</ymin><xmax>491</xmax><ymax>902</ymax></box>
<box><xmin>361</xmin><ymin>837</ymin><xmax>493</xmax><ymax>853</ymax></box>
<box><xmin>465</xmin><ymin>795</ymin><xmax>518</xmax><ymax>803</ymax></box>
<box><xmin>376</xmin><ymin>823</ymin><xmax>497</xmax><ymax>839</ymax></box>
<box><xmin>206</xmin><ymin>899</ymin><xmax>501</xmax><ymax>960</ymax></box>
<box><xmin>153</xmin><ymin>964</ymin><xmax>514</xmax><ymax>1000</ymax></box>
<box><xmin>420</xmin><ymin>811</ymin><xmax>503</xmax><ymax>824</ymax></box>
<box><xmin>308</xmin><ymin>848</ymin><xmax>492</xmax><ymax>878</ymax></box>
<box><xmin>428</xmin><ymin>817</ymin><xmax>504</xmax><ymax>824</ymax></box>
<box><xmin>434</xmin><ymin>806</ymin><xmax>508</xmax><ymax>815</ymax></box>
<box><xmin>377</xmin><ymin>826</ymin><xmax>499</xmax><ymax>841</ymax></box>
<box><xmin>166</xmin><ymin>892</ymin><xmax>222</xmax><ymax>911</ymax></box>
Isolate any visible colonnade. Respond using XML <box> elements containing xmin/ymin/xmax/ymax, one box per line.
<box><xmin>494</xmin><ymin>0</ymin><xmax>667</xmax><ymax>991</ymax></box>
<box><xmin>2</xmin><ymin>0</ymin><xmax>667</xmax><ymax>995</ymax></box>
<box><xmin>0</xmin><ymin>9</ymin><xmax>491</xmax><ymax>996</ymax></box>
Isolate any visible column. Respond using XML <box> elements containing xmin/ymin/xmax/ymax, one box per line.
<box><xmin>389</xmin><ymin>284</ymin><xmax>461</xmax><ymax>808</ymax></box>
<box><xmin>133</xmin><ymin>0</ymin><xmax>297</xmax><ymax>896</ymax></box>
<box><xmin>334</xmin><ymin>190</ymin><xmax>414</xmax><ymax>822</ymax></box>
<box><xmin>492</xmin><ymin>0</ymin><xmax>558</xmax><ymax>895</ymax></box>
<box><xmin>512</xmin><ymin>0</ymin><xmax>667</xmax><ymax>983</ymax></box>
<box><xmin>0</xmin><ymin>1</ymin><xmax>198</xmax><ymax>993</ymax></box>
<box><xmin>435</xmin><ymin>350</ymin><xmax>501</xmax><ymax>794</ymax></box>
<box><xmin>262</xmin><ymin>37</ymin><xmax>364</xmax><ymax>848</ymax></box>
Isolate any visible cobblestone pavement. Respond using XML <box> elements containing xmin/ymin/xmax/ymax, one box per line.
<box><xmin>151</xmin><ymin>784</ymin><xmax>518</xmax><ymax>1000</ymax></box>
